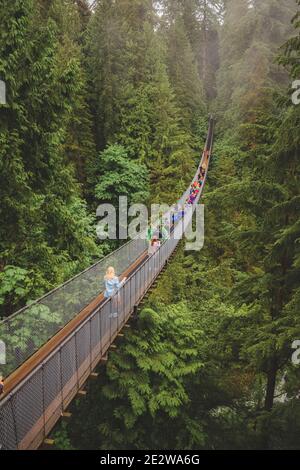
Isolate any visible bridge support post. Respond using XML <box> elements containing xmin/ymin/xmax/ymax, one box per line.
<box><xmin>132</xmin><ymin>305</ymin><xmax>139</xmax><ymax>320</ymax></box>
<box><xmin>90</xmin><ymin>372</ymin><xmax>99</xmax><ymax>379</ymax></box>
<box><xmin>43</xmin><ymin>438</ymin><xmax>55</xmax><ymax>446</ymax></box>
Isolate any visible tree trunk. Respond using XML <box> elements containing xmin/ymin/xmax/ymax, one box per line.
<box><xmin>264</xmin><ymin>359</ymin><xmax>277</xmax><ymax>411</ymax></box>
<box><xmin>202</xmin><ymin>0</ymin><xmax>208</xmax><ymax>85</ymax></box>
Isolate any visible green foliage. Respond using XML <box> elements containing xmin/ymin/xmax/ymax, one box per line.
<box><xmin>0</xmin><ymin>0</ymin><xmax>99</xmax><ymax>315</ymax></box>
<box><xmin>57</xmin><ymin>300</ymin><xmax>258</xmax><ymax>450</ymax></box>
<box><xmin>86</xmin><ymin>0</ymin><xmax>200</xmax><ymax>204</ymax></box>
<box><xmin>102</xmin><ymin>304</ymin><xmax>203</xmax><ymax>418</ymax></box>
<box><xmin>164</xmin><ymin>16</ymin><xmax>205</xmax><ymax>135</ymax></box>
<box><xmin>53</xmin><ymin>422</ymin><xmax>75</xmax><ymax>450</ymax></box>
<box><xmin>95</xmin><ymin>144</ymin><xmax>150</xmax><ymax>206</ymax></box>
<box><xmin>163</xmin><ymin>0</ymin><xmax>222</xmax><ymax>100</ymax></box>
<box><xmin>1</xmin><ymin>0</ymin><xmax>299</xmax><ymax>452</ymax></box>
<box><xmin>215</xmin><ymin>0</ymin><xmax>297</xmax><ymax>129</ymax></box>
<box><xmin>0</xmin><ymin>266</ymin><xmax>34</xmax><ymax>316</ymax></box>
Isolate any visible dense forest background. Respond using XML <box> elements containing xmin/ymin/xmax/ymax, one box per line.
<box><xmin>0</xmin><ymin>0</ymin><xmax>300</xmax><ymax>449</ymax></box>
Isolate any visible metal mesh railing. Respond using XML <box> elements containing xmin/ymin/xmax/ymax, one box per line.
<box><xmin>0</xmin><ymin>117</ymin><xmax>214</xmax><ymax>450</ymax></box>
<box><xmin>0</xmin><ymin>237</ymin><xmax>147</xmax><ymax>377</ymax></box>
<box><xmin>0</xmin><ymin>234</ymin><xmax>179</xmax><ymax>449</ymax></box>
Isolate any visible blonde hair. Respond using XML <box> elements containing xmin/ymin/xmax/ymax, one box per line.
<box><xmin>104</xmin><ymin>266</ymin><xmax>116</xmax><ymax>281</ymax></box>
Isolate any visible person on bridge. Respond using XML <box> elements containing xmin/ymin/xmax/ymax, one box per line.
<box><xmin>190</xmin><ymin>182</ymin><xmax>198</xmax><ymax>194</ymax></box>
<box><xmin>0</xmin><ymin>375</ymin><xmax>4</xmax><ymax>395</ymax></box>
<box><xmin>172</xmin><ymin>204</ymin><xmax>181</xmax><ymax>224</ymax></box>
<box><xmin>198</xmin><ymin>170</ymin><xmax>204</xmax><ymax>181</ymax></box>
<box><xmin>159</xmin><ymin>225</ymin><xmax>169</xmax><ymax>241</ymax></box>
<box><xmin>200</xmin><ymin>163</ymin><xmax>206</xmax><ymax>178</ymax></box>
<box><xmin>148</xmin><ymin>236</ymin><xmax>161</xmax><ymax>256</ymax></box>
<box><xmin>187</xmin><ymin>190</ymin><xmax>198</xmax><ymax>205</ymax></box>
<box><xmin>104</xmin><ymin>267</ymin><xmax>126</xmax><ymax>299</ymax></box>
<box><xmin>162</xmin><ymin>218</ymin><xmax>171</xmax><ymax>239</ymax></box>
<box><xmin>146</xmin><ymin>225</ymin><xmax>154</xmax><ymax>244</ymax></box>
<box><xmin>104</xmin><ymin>267</ymin><xmax>126</xmax><ymax>317</ymax></box>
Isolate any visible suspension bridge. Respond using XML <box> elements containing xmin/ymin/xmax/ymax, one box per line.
<box><xmin>0</xmin><ymin>118</ymin><xmax>214</xmax><ymax>450</ymax></box>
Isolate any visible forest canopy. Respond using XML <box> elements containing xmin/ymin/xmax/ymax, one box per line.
<box><xmin>0</xmin><ymin>0</ymin><xmax>300</xmax><ymax>450</ymax></box>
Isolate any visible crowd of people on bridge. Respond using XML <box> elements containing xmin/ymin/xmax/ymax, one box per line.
<box><xmin>0</xmin><ymin>159</ymin><xmax>210</xmax><ymax>399</ymax></box>
<box><xmin>146</xmin><ymin>162</ymin><xmax>207</xmax><ymax>251</ymax></box>
<box><xmin>103</xmin><ymin>159</ymin><xmax>208</xmax><ymax>310</ymax></box>
<box><xmin>186</xmin><ymin>163</ymin><xmax>206</xmax><ymax>206</ymax></box>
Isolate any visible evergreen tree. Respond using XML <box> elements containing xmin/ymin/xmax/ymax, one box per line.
<box><xmin>164</xmin><ymin>15</ymin><xmax>205</xmax><ymax>135</ymax></box>
<box><xmin>0</xmin><ymin>0</ymin><xmax>98</xmax><ymax>315</ymax></box>
<box><xmin>87</xmin><ymin>0</ymin><xmax>197</xmax><ymax>204</ymax></box>
<box><xmin>94</xmin><ymin>144</ymin><xmax>150</xmax><ymax>207</ymax></box>
<box><xmin>2</xmin><ymin>0</ymin><xmax>299</xmax><ymax>452</ymax></box>
<box><xmin>203</xmin><ymin>4</ymin><xmax>300</xmax><ymax>443</ymax></box>
<box><xmin>163</xmin><ymin>0</ymin><xmax>222</xmax><ymax>100</ymax></box>
<box><xmin>216</xmin><ymin>0</ymin><xmax>297</xmax><ymax>128</ymax></box>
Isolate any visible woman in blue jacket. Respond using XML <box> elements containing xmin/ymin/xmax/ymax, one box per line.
<box><xmin>104</xmin><ymin>267</ymin><xmax>126</xmax><ymax>317</ymax></box>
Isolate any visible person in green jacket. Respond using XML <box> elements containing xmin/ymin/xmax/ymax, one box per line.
<box><xmin>146</xmin><ymin>225</ymin><xmax>154</xmax><ymax>243</ymax></box>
